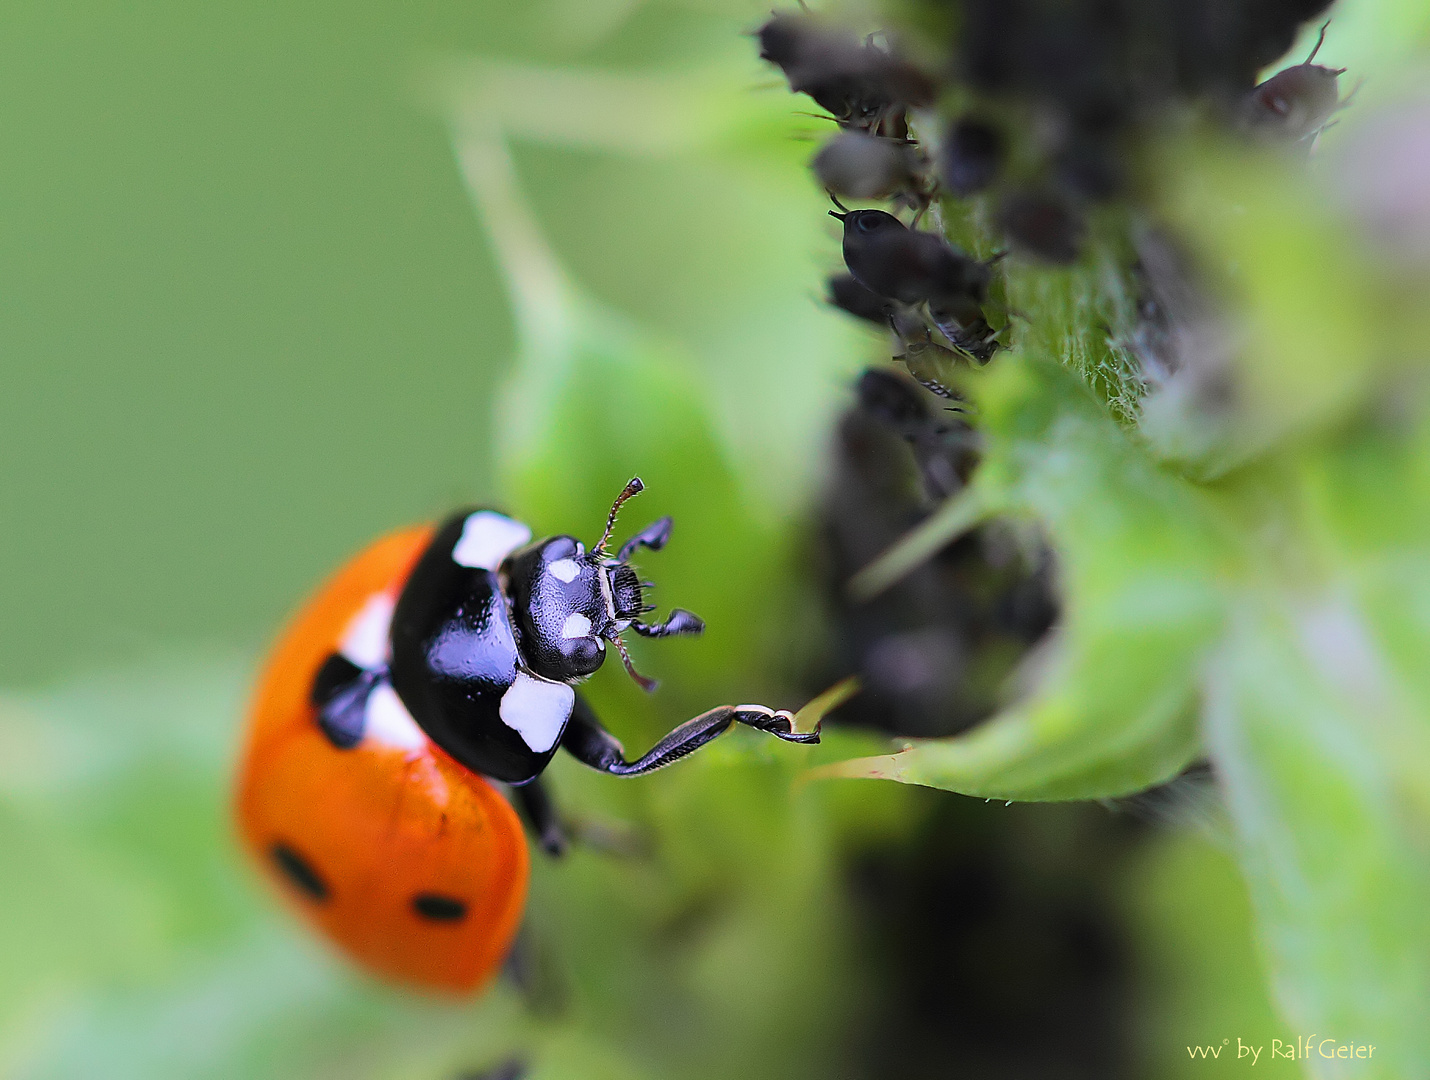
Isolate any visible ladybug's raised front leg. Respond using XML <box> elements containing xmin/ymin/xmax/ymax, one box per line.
<box><xmin>560</xmin><ymin>694</ymin><xmax>819</xmax><ymax>778</ymax></box>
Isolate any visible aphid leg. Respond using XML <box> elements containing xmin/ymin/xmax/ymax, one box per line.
<box><xmin>1338</xmin><ymin>76</ymin><xmax>1363</xmax><ymax>110</ymax></box>
<box><xmin>512</xmin><ymin>776</ymin><xmax>567</xmax><ymax>857</ymax></box>
<box><xmin>560</xmin><ymin>695</ymin><xmax>819</xmax><ymax>778</ymax></box>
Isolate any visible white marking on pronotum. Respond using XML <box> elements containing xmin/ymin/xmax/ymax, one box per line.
<box><xmin>560</xmin><ymin>612</ymin><xmax>592</xmax><ymax>639</ymax></box>
<box><xmin>548</xmin><ymin>558</ymin><xmax>580</xmax><ymax>583</ymax></box>
<box><xmin>499</xmin><ymin>672</ymin><xmax>574</xmax><ymax>753</ymax></box>
<box><xmin>339</xmin><ymin>593</ymin><xmax>395</xmax><ymax>669</ymax></box>
<box><xmin>364</xmin><ymin>683</ymin><xmax>428</xmax><ymax>751</ymax></box>
<box><xmin>451</xmin><ymin>511</ymin><xmax>532</xmax><ymax>571</ymax></box>
<box><xmin>597</xmin><ymin>566</ymin><xmax>618</xmax><ymax>620</ymax></box>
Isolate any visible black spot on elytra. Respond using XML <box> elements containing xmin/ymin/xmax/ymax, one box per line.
<box><xmin>270</xmin><ymin>842</ymin><xmax>329</xmax><ymax>902</ymax></box>
<box><xmin>412</xmin><ymin>892</ymin><xmax>468</xmax><ymax>922</ymax></box>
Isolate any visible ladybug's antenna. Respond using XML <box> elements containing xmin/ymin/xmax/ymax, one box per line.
<box><xmin>611</xmin><ymin>633</ymin><xmax>658</xmax><ymax>693</ymax></box>
<box><xmin>596</xmin><ymin>477</ymin><xmax>644</xmax><ymax>555</ymax></box>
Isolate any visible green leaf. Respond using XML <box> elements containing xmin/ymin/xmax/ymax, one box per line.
<box><xmin>1200</xmin><ymin>407</ymin><xmax>1430</xmax><ymax>1078</ymax></box>
<box><xmin>1207</xmin><ymin>602</ymin><xmax>1430</xmax><ymax>1078</ymax></box>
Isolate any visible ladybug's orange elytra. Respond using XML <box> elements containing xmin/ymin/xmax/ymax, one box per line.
<box><xmin>235</xmin><ymin>527</ymin><xmax>530</xmax><ymax>994</ymax></box>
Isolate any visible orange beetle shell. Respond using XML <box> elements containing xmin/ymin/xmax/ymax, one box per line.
<box><xmin>235</xmin><ymin>526</ymin><xmax>530</xmax><ymax>994</ymax></box>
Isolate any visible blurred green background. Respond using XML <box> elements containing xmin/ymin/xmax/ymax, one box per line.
<box><xmin>0</xmin><ymin>0</ymin><xmax>1313</xmax><ymax>1076</ymax></box>
<box><xmin>0</xmin><ymin>0</ymin><xmax>858</xmax><ymax>688</ymax></box>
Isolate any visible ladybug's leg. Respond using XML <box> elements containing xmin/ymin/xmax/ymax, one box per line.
<box><xmin>630</xmin><ymin>608</ymin><xmax>703</xmax><ymax>638</ymax></box>
<box><xmin>513</xmin><ymin>778</ymin><xmax>567</xmax><ymax>857</ymax></box>
<box><xmin>560</xmin><ymin>694</ymin><xmax>819</xmax><ymax>778</ymax></box>
<box><xmin>456</xmin><ymin>1058</ymin><xmax>526</xmax><ymax>1080</ymax></box>
<box><xmin>616</xmin><ymin>516</ymin><xmax>673</xmax><ymax>561</ymax></box>
<box><xmin>310</xmin><ymin>653</ymin><xmax>384</xmax><ymax>749</ymax></box>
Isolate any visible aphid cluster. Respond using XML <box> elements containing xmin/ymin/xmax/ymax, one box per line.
<box><xmin>758</xmin><ymin>2</ymin><xmax>1349</xmax><ymax>431</ymax></box>
<box><xmin>809</xmin><ymin>368</ymin><xmax>1057</xmax><ymax>738</ymax></box>
<box><xmin>760</xmin><ymin>2</ymin><xmax>1350</xmax><ymax>733</ymax></box>
<box><xmin>759</xmin><ymin>12</ymin><xmax>1010</xmax><ymax>383</ymax></box>
<box><xmin>758</xmin><ymin>12</ymin><xmax>934</xmax><ymax>139</ymax></box>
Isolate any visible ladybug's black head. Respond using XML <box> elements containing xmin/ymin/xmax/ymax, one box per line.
<box><xmin>504</xmin><ymin>478</ymin><xmax>703</xmax><ymax>691</ymax></box>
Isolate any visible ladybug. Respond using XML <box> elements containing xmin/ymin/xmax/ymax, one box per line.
<box><xmin>236</xmin><ymin>478</ymin><xmax>818</xmax><ymax>993</ymax></box>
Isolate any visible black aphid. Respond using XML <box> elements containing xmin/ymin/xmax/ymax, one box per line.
<box><xmin>940</xmin><ymin>117</ymin><xmax>1005</xmax><ymax>197</ymax></box>
<box><xmin>813</xmin><ymin>130</ymin><xmax>917</xmax><ymax>200</ymax></box>
<box><xmin>831</xmin><ymin>206</ymin><xmax>990</xmax><ymax>306</ymax></box>
<box><xmin>827</xmin><ymin>273</ymin><xmax>895</xmax><ymax>326</ymax></box>
<box><xmin>757</xmin><ymin>12</ymin><xmax>934</xmax><ymax>136</ymax></box>
<box><xmin>997</xmin><ymin>192</ymin><xmax>1085</xmax><ymax>264</ymax></box>
<box><xmin>1239</xmin><ymin>22</ymin><xmax>1348</xmax><ymax>142</ymax></box>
